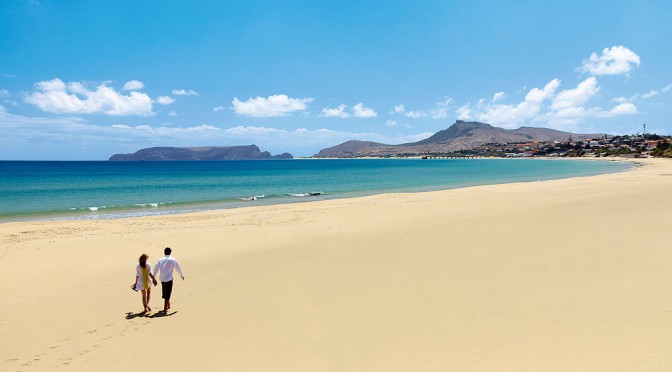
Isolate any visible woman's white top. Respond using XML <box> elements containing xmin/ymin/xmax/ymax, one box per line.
<box><xmin>135</xmin><ymin>263</ymin><xmax>153</xmax><ymax>290</ymax></box>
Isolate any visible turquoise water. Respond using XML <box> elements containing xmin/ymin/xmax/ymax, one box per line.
<box><xmin>0</xmin><ymin>159</ymin><xmax>631</xmax><ymax>221</ymax></box>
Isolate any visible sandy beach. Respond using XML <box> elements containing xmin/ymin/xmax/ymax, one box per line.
<box><xmin>1</xmin><ymin>158</ymin><xmax>672</xmax><ymax>371</ymax></box>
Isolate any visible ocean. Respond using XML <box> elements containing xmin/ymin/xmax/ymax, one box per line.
<box><xmin>0</xmin><ymin>159</ymin><xmax>631</xmax><ymax>222</ymax></box>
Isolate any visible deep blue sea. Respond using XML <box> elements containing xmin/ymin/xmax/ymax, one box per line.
<box><xmin>0</xmin><ymin>159</ymin><xmax>631</xmax><ymax>222</ymax></box>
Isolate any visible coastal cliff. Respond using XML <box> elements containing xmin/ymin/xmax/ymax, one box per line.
<box><xmin>109</xmin><ymin>145</ymin><xmax>292</xmax><ymax>161</ymax></box>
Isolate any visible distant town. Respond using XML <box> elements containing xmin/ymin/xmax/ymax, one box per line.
<box><xmin>446</xmin><ymin>133</ymin><xmax>672</xmax><ymax>159</ymax></box>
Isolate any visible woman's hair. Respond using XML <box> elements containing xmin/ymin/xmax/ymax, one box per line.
<box><xmin>139</xmin><ymin>254</ymin><xmax>148</xmax><ymax>268</ymax></box>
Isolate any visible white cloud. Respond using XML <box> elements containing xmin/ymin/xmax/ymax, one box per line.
<box><xmin>384</xmin><ymin>119</ymin><xmax>397</xmax><ymax>127</ymax></box>
<box><xmin>461</xmin><ymin>78</ymin><xmax>638</xmax><ymax>131</ymax></box>
<box><xmin>0</xmin><ymin>89</ymin><xmax>10</xmax><ymax>97</ymax></box>
<box><xmin>321</xmin><ymin>104</ymin><xmax>350</xmax><ymax>118</ymax></box>
<box><xmin>492</xmin><ymin>92</ymin><xmax>506</xmax><ymax>102</ymax></box>
<box><xmin>352</xmin><ymin>103</ymin><xmax>377</xmax><ymax>118</ymax></box>
<box><xmin>156</xmin><ymin>95</ymin><xmax>175</xmax><ymax>105</ymax></box>
<box><xmin>464</xmin><ymin>79</ymin><xmax>560</xmax><ymax>128</ymax></box>
<box><xmin>168</xmin><ymin>111</ymin><xmax>177</xmax><ymax>117</ymax></box>
<box><xmin>172</xmin><ymin>89</ymin><xmax>199</xmax><ymax>96</ymax></box>
<box><xmin>123</xmin><ymin>80</ymin><xmax>144</xmax><ymax>91</ymax></box>
<box><xmin>551</xmin><ymin>77</ymin><xmax>599</xmax><ymax>112</ymax></box>
<box><xmin>641</xmin><ymin>84</ymin><xmax>672</xmax><ymax>99</ymax></box>
<box><xmin>0</xmin><ymin>105</ymin><xmax>438</xmax><ymax>158</ymax></box>
<box><xmin>213</xmin><ymin>105</ymin><xmax>224</xmax><ymax>113</ymax></box>
<box><xmin>428</xmin><ymin>98</ymin><xmax>452</xmax><ymax>119</ymax></box>
<box><xmin>641</xmin><ymin>90</ymin><xmax>658</xmax><ymax>99</ymax></box>
<box><xmin>392</xmin><ymin>104</ymin><xmax>405</xmax><ymax>114</ymax></box>
<box><xmin>231</xmin><ymin>94</ymin><xmax>313</xmax><ymax>117</ymax></box>
<box><xmin>456</xmin><ymin>104</ymin><xmax>471</xmax><ymax>120</ymax></box>
<box><xmin>405</xmin><ymin>110</ymin><xmax>427</xmax><ymax>118</ymax></box>
<box><xmin>395</xmin><ymin>98</ymin><xmax>453</xmax><ymax>119</ymax></box>
<box><xmin>321</xmin><ymin>103</ymin><xmax>378</xmax><ymax>118</ymax></box>
<box><xmin>25</xmin><ymin>78</ymin><xmax>153</xmax><ymax>116</ymax></box>
<box><xmin>579</xmin><ymin>46</ymin><xmax>640</xmax><ymax>76</ymax></box>
<box><xmin>605</xmin><ymin>102</ymin><xmax>638</xmax><ymax>116</ymax></box>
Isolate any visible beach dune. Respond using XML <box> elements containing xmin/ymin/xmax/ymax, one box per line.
<box><xmin>2</xmin><ymin>158</ymin><xmax>672</xmax><ymax>371</ymax></box>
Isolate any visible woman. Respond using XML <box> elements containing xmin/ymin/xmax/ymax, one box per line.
<box><xmin>134</xmin><ymin>254</ymin><xmax>158</xmax><ymax>312</ymax></box>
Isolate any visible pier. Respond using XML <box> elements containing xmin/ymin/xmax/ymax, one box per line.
<box><xmin>422</xmin><ymin>155</ymin><xmax>476</xmax><ymax>159</ymax></box>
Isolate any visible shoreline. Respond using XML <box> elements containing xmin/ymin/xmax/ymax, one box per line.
<box><xmin>0</xmin><ymin>157</ymin><xmax>634</xmax><ymax>224</ymax></box>
<box><xmin>2</xmin><ymin>157</ymin><xmax>671</xmax><ymax>371</ymax></box>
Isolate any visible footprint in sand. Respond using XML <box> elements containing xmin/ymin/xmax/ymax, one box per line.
<box><xmin>5</xmin><ymin>358</ymin><xmax>19</xmax><ymax>363</ymax></box>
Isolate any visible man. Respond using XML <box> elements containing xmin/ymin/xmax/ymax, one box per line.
<box><xmin>153</xmin><ymin>247</ymin><xmax>185</xmax><ymax>313</ymax></box>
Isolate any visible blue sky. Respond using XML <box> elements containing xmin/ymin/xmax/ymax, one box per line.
<box><xmin>1</xmin><ymin>0</ymin><xmax>671</xmax><ymax>159</ymax></box>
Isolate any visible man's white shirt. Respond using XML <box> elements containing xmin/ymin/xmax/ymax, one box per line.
<box><xmin>153</xmin><ymin>255</ymin><xmax>184</xmax><ymax>282</ymax></box>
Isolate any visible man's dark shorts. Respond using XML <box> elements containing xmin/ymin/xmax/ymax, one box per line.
<box><xmin>161</xmin><ymin>280</ymin><xmax>174</xmax><ymax>300</ymax></box>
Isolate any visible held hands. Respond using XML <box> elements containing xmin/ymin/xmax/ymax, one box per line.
<box><xmin>152</xmin><ymin>279</ymin><xmax>158</xmax><ymax>286</ymax></box>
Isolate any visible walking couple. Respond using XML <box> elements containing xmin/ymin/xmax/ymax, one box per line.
<box><xmin>133</xmin><ymin>247</ymin><xmax>184</xmax><ymax>313</ymax></box>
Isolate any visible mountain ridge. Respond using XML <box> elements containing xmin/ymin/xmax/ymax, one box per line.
<box><xmin>314</xmin><ymin>121</ymin><xmax>602</xmax><ymax>157</ymax></box>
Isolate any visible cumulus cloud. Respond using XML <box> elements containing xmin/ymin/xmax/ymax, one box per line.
<box><xmin>391</xmin><ymin>104</ymin><xmax>405</xmax><ymax>114</ymax></box>
<box><xmin>459</xmin><ymin>77</ymin><xmax>638</xmax><ymax>131</ymax></box>
<box><xmin>320</xmin><ymin>102</ymin><xmax>378</xmax><ymax>118</ymax></box>
<box><xmin>213</xmin><ymin>105</ymin><xmax>224</xmax><ymax>113</ymax></box>
<box><xmin>321</xmin><ymin>104</ymin><xmax>350</xmax><ymax>118</ymax></box>
<box><xmin>352</xmin><ymin>103</ymin><xmax>377</xmax><ymax>118</ymax></box>
<box><xmin>168</xmin><ymin>111</ymin><xmax>177</xmax><ymax>117</ymax></box>
<box><xmin>601</xmin><ymin>102</ymin><xmax>638</xmax><ymax>117</ymax></box>
<box><xmin>231</xmin><ymin>94</ymin><xmax>313</xmax><ymax>117</ymax></box>
<box><xmin>123</xmin><ymin>80</ymin><xmax>144</xmax><ymax>91</ymax></box>
<box><xmin>393</xmin><ymin>98</ymin><xmax>453</xmax><ymax>119</ymax></box>
<box><xmin>579</xmin><ymin>46</ymin><xmax>641</xmax><ymax>76</ymax></box>
<box><xmin>459</xmin><ymin>79</ymin><xmax>560</xmax><ymax>128</ymax></box>
<box><xmin>551</xmin><ymin>77</ymin><xmax>599</xmax><ymax>112</ymax></box>
<box><xmin>384</xmin><ymin>119</ymin><xmax>397</xmax><ymax>127</ymax></box>
<box><xmin>156</xmin><ymin>95</ymin><xmax>175</xmax><ymax>105</ymax></box>
<box><xmin>172</xmin><ymin>89</ymin><xmax>199</xmax><ymax>96</ymax></box>
<box><xmin>25</xmin><ymin>78</ymin><xmax>153</xmax><ymax>116</ymax></box>
<box><xmin>456</xmin><ymin>104</ymin><xmax>471</xmax><ymax>120</ymax></box>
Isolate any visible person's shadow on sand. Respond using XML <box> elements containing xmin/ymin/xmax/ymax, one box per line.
<box><xmin>149</xmin><ymin>311</ymin><xmax>177</xmax><ymax>318</ymax></box>
<box><xmin>125</xmin><ymin>311</ymin><xmax>178</xmax><ymax>320</ymax></box>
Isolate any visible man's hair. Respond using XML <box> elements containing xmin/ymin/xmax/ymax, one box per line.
<box><xmin>164</xmin><ymin>247</ymin><xmax>172</xmax><ymax>255</ymax></box>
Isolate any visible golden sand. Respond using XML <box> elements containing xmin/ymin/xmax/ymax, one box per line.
<box><xmin>1</xmin><ymin>158</ymin><xmax>671</xmax><ymax>371</ymax></box>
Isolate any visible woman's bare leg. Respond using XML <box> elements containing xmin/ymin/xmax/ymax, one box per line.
<box><xmin>141</xmin><ymin>289</ymin><xmax>149</xmax><ymax>312</ymax></box>
<box><xmin>146</xmin><ymin>287</ymin><xmax>151</xmax><ymax>307</ymax></box>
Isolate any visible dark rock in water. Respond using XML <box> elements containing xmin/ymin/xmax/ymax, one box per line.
<box><xmin>109</xmin><ymin>145</ymin><xmax>293</xmax><ymax>161</ymax></box>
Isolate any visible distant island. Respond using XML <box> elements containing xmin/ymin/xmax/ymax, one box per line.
<box><xmin>314</xmin><ymin>120</ymin><xmax>672</xmax><ymax>158</ymax></box>
<box><xmin>109</xmin><ymin>145</ymin><xmax>293</xmax><ymax>161</ymax></box>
